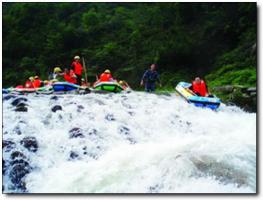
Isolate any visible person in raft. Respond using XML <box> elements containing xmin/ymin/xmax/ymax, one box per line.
<box><xmin>33</xmin><ymin>76</ymin><xmax>42</xmax><ymax>88</ymax></box>
<box><xmin>71</xmin><ymin>55</ymin><xmax>83</xmax><ymax>85</ymax></box>
<box><xmin>99</xmin><ymin>69</ymin><xmax>114</xmax><ymax>82</ymax></box>
<box><xmin>24</xmin><ymin>77</ymin><xmax>35</xmax><ymax>88</ymax></box>
<box><xmin>119</xmin><ymin>80</ymin><xmax>130</xmax><ymax>90</ymax></box>
<box><xmin>50</xmin><ymin>67</ymin><xmax>64</xmax><ymax>82</ymax></box>
<box><xmin>140</xmin><ymin>64</ymin><xmax>161</xmax><ymax>92</ymax></box>
<box><xmin>189</xmin><ymin>77</ymin><xmax>210</xmax><ymax>97</ymax></box>
<box><xmin>63</xmin><ymin>68</ymin><xmax>77</xmax><ymax>84</ymax></box>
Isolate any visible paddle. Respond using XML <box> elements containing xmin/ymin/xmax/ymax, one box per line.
<box><xmin>82</xmin><ymin>56</ymin><xmax>88</xmax><ymax>86</ymax></box>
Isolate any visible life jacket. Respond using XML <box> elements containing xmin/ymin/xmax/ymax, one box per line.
<box><xmin>192</xmin><ymin>80</ymin><xmax>208</xmax><ymax>97</ymax></box>
<box><xmin>99</xmin><ymin>73</ymin><xmax>113</xmax><ymax>82</ymax></box>
<box><xmin>33</xmin><ymin>79</ymin><xmax>41</xmax><ymax>88</ymax></box>
<box><xmin>64</xmin><ymin>70</ymin><xmax>77</xmax><ymax>84</ymax></box>
<box><xmin>71</xmin><ymin>61</ymin><xmax>83</xmax><ymax>76</ymax></box>
<box><xmin>16</xmin><ymin>85</ymin><xmax>24</xmax><ymax>89</ymax></box>
<box><xmin>24</xmin><ymin>80</ymin><xmax>34</xmax><ymax>88</ymax></box>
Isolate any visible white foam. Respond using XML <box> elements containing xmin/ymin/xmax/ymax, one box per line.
<box><xmin>3</xmin><ymin>92</ymin><xmax>256</xmax><ymax>193</ymax></box>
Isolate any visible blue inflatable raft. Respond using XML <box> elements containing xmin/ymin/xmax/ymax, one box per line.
<box><xmin>52</xmin><ymin>82</ymin><xmax>80</xmax><ymax>92</ymax></box>
<box><xmin>175</xmin><ymin>82</ymin><xmax>221</xmax><ymax>110</ymax></box>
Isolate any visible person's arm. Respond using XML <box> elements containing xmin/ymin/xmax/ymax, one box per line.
<box><xmin>140</xmin><ymin>70</ymin><xmax>148</xmax><ymax>85</ymax></box>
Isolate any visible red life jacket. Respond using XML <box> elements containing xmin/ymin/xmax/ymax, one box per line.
<box><xmin>64</xmin><ymin>70</ymin><xmax>77</xmax><ymax>84</ymax></box>
<box><xmin>33</xmin><ymin>79</ymin><xmax>41</xmax><ymax>88</ymax></box>
<box><xmin>71</xmin><ymin>61</ymin><xmax>83</xmax><ymax>76</ymax></box>
<box><xmin>16</xmin><ymin>85</ymin><xmax>24</xmax><ymax>89</ymax></box>
<box><xmin>99</xmin><ymin>73</ymin><xmax>112</xmax><ymax>82</ymax></box>
<box><xmin>192</xmin><ymin>80</ymin><xmax>208</xmax><ymax>97</ymax></box>
<box><xmin>25</xmin><ymin>80</ymin><xmax>34</xmax><ymax>88</ymax></box>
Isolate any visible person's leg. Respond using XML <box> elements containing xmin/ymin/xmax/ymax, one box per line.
<box><xmin>145</xmin><ymin>83</ymin><xmax>150</xmax><ymax>92</ymax></box>
<box><xmin>76</xmin><ymin>75</ymin><xmax>81</xmax><ymax>85</ymax></box>
<box><xmin>151</xmin><ymin>83</ymin><xmax>155</xmax><ymax>92</ymax></box>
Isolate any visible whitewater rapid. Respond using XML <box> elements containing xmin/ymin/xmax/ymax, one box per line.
<box><xmin>2</xmin><ymin>92</ymin><xmax>256</xmax><ymax>193</ymax></box>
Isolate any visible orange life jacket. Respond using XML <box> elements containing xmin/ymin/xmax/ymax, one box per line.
<box><xmin>192</xmin><ymin>80</ymin><xmax>208</xmax><ymax>97</ymax></box>
<box><xmin>99</xmin><ymin>73</ymin><xmax>112</xmax><ymax>82</ymax></box>
<box><xmin>33</xmin><ymin>79</ymin><xmax>41</xmax><ymax>88</ymax></box>
<box><xmin>71</xmin><ymin>61</ymin><xmax>83</xmax><ymax>76</ymax></box>
<box><xmin>64</xmin><ymin>70</ymin><xmax>77</xmax><ymax>84</ymax></box>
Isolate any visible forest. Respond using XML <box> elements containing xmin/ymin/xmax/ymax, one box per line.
<box><xmin>2</xmin><ymin>2</ymin><xmax>257</xmax><ymax>90</ymax></box>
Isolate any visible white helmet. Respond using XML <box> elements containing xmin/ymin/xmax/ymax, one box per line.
<box><xmin>74</xmin><ymin>55</ymin><xmax>80</xmax><ymax>60</ymax></box>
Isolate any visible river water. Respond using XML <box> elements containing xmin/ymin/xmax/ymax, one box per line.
<box><xmin>2</xmin><ymin>92</ymin><xmax>256</xmax><ymax>193</ymax></box>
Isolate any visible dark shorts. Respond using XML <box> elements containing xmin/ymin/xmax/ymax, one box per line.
<box><xmin>145</xmin><ymin>82</ymin><xmax>155</xmax><ymax>92</ymax></box>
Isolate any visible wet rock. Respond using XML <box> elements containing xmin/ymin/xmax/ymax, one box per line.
<box><xmin>3</xmin><ymin>140</ymin><xmax>16</xmax><ymax>152</ymax></box>
<box><xmin>51</xmin><ymin>105</ymin><xmax>62</xmax><ymax>112</ymax></box>
<box><xmin>77</xmin><ymin>105</ymin><xmax>84</xmax><ymax>112</ymax></box>
<box><xmin>186</xmin><ymin>121</ymin><xmax>191</xmax><ymax>126</ymax></box>
<box><xmin>13</xmin><ymin>126</ymin><xmax>22</xmax><ymax>135</ymax></box>
<box><xmin>10</xmin><ymin>151</ymin><xmax>26</xmax><ymax>160</ymax></box>
<box><xmin>50</xmin><ymin>96</ymin><xmax>59</xmax><ymax>100</ymax></box>
<box><xmin>127</xmin><ymin>137</ymin><xmax>136</xmax><ymax>144</ymax></box>
<box><xmin>105</xmin><ymin>114</ymin><xmax>115</xmax><ymax>121</ymax></box>
<box><xmin>128</xmin><ymin>111</ymin><xmax>135</xmax><ymax>116</ymax></box>
<box><xmin>149</xmin><ymin>184</ymin><xmax>160</xmax><ymax>193</ymax></box>
<box><xmin>15</xmin><ymin>106</ymin><xmax>28</xmax><ymax>112</ymax></box>
<box><xmin>9</xmin><ymin>160</ymin><xmax>31</xmax><ymax>191</ymax></box>
<box><xmin>77</xmin><ymin>105</ymin><xmax>84</xmax><ymax>110</ymax></box>
<box><xmin>88</xmin><ymin>129</ymin><xmax>97</xmax><ymax>136</ymax></box>
<box><xmin>69</xmin><ymin>151</ymin><xmax>79</xmax><ymax>160</ymax></box>
<box><xmin>3</xmin><ymin>94</ymin><xmax>16</xmax><ymax>101</ymax></box>
<box><xmin>20</xmin><ymin>137</ymin><xmax>38</xmax><ymax>152</ymax></box>
<box><xmin>3</xmin><ymin>159</ymin><xmax>8</xmax><ymax>175</ymax></box>
<box><xmin>69</xmin><ymin>128</ymin><xmax>84</xmax><ymax>138</ymax></box>
<box><xmin>17</xmin><ymin>102</ymin><xmax>28</xmax><ymax>107</ymax></box>
<box><xmin>11</xmin><ymin>97</ymin><xmax>28</xmax><ymax>106</ymax></box>
<box><xmin>119</xmin><ymin>126</ymin><xmax>130</xmax><ymax>135</ymax></box>
<box><xmin>119</xmin><ymin>126</ymin><xmax>136</xmax><ymax>144</ymax></box>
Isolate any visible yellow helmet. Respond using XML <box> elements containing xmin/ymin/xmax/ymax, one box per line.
<box><xmin>104</xmin><ymin>69</ymin><xmax>111</xmax><ymax>74</ymax></box>
<box><xmin>74</xmin><ymin>55</ymin><xmax>80</xmax><ymax>60</ymax></box>
<box><xmin>119</xmin><ymin>80</ymin><xmax>124</xmax><ymax>85</ymax></box>
<box><xmin>54</xmin><ymin>67</ymin><xmax>62</xmax><ymax>73</ymax></box>
<box><xmin>29</xmin><ymin>77</ymin><xmax>34</xmax><ymax>81</ymax></box>
<box><xmin>44</xmin><ymin>80</ymin><xmax>49</xmax><ymax>84</ymax></box>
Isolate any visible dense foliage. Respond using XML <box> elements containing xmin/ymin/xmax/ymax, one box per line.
<box><xmin>3</xmin><ymin>2</ymin><xmax>256</xmax><ymax>88</ymax></box>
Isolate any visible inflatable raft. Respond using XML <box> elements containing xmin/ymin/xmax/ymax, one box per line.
<box><xmin>3</xmin><ymin>86</ymin><xmax>52</xmax><ymax>94</ymax></box>
<box><xmin>94</xmin><ymin>81</ymin><xmax>124</xmax><ymax>93</ymax></box>
<box><xmin>175</xmin><ymin>82</ymin><xmax>220</xmax><ymax>110</ymax></box>
<box><xmin>52</xmin><ymin>82</ymin><xmax>80</xmax><ymax>92</ymax></box>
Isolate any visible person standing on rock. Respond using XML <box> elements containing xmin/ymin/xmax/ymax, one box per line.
<box><xmin>140</xmin><ymin>64</ymin><xmax>161</xmax><ymax>92</ymax></box>
<box><xmin>71</xmin><ymin>55</ymin><xmax>83</xmax><ymax>85</ymax></box>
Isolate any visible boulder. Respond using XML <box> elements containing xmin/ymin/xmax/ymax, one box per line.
<box><xmin>3</xmin><ymin>140</ymin><xmax>16</xmax><ymax>152</ymax></box>
<box><xmin>20</xmin><ymin>137</ymin><xmax>38</xmax><ymax>152</ymax></box>
<box><xmin>105</xmin><ymin>114</ymin><xmax>115</xmax><ymax>121</ymax></box>
<box><xmin>69</xmin><ymin>151</ymin><xmax>79</xmax><ymax>160</ymax></box>
<box><xmin>50</xmin><ymin>96</ymin><xmax>59</xmax><ymax>100</ymax></box>
<box><xmin>10</xmin><ymin>151</ymin><xmax>26</xmax><ymax>160</ymax></box>
<box><xmin>3</xmin><ymin>94</ymin><xmax>16</xmax><ymax>101</ymax></box>
<box><xmin>11</xmin><ymin>97</ymin><xmax>28</xmax><ymax>106</ymax></box>
<box><xmin>69</xmin><ymin>128</ymin><xmax>84</xmax><ymax>138</ymax></box>
<box><xmin>15</xmin><ymin>105</ymin><xmax>28</xmax><ymax>112</ymax></box>
<box><xmin>9</xmin><ymin>160</ymin><xmax>31</xmax><ymax>191</ymax></box>
<box><xmin>51</xmin><ymin>105</ymin><xmax>62</xmax><ymax>112</ymax></box>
